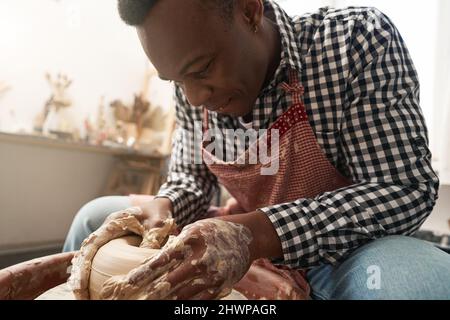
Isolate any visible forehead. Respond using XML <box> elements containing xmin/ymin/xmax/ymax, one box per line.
<box><xmin>137</xmin><ymin>0</ymin><xmax>230</xmax><ymax>77</ymax></box>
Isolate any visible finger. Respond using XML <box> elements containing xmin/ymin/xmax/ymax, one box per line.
<box><xmin>191</xmin><ymin>288</ymin><xmax>222</xmax><ymax>300</ymax></box>
<box><xmin>171</xmin><ymin>280</ymin><xmax>213</xmax><ymax>300</ymax></box>
<box><xmin>168</xmin><ymin>271</ymin><xmax>224</xmax><ymax>300</ymax></box>
<box><xmin>102</xmin><ymin>254</ymin><xmax>185</xmax><ymax>300</ymax></box>
<box><xmin>101</xmin><ymin>275</ymin><xmax>127</xmax><ymax>300</ymax></box>
<box><xmin>142</xmin><ymin>217</ymin><xmax>166</xmax><ymax>229</ymax></box>
<box><xmin>165</xmin><ymin>261</ymin><xmax>203</xmax><ymax>288</ymax></box>
<box><xmin>104</xmin><ymin>207</ymin><xmax>143</xmax><ymax>224</ymax></box>
<box><xmin>146</xmin><ymin>260</ymin><xmax>212</xmax><ymax>300</ymax></box>
<box><xmin>140</xmin><ymin>219</ymin><xmax>177</xmax><ymax>249</ymax></box>
<box><xmin>137</xmin><ymin>231</ymin><xmax>195</xmax><ymax>282</ymax></box>
<box><xmin>139</xmin><ymin>249</ymin><xmax>184</xmax><ymax>280</ymax></box>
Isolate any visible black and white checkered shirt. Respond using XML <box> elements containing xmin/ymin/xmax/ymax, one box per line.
<box><xmin>157</xmin><ymin>0</ymin><xmax>439</xmax><ymax>269</ymax></box>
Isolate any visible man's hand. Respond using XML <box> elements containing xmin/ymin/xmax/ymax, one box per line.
<box><xmin>100</xmin><ymin>219</ymin><xmax>253</xmax><ymax>300</ymax></box>
<box><xmin>103</xmin><ymin>197</ymin><xmax>177</xmax><ymax>249</ymax></box>
<box><xmin>68</xmin><ymin>201</ymin><xmax>177</xmax><ymax>300</ymax></box>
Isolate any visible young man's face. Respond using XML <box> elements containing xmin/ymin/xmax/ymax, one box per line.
<box><xmin>137</xmin><ymin>0</ymin><xmax>267</xmax><ymax>118</ymax></box>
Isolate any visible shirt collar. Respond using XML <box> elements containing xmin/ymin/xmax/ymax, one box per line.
<box><xmin>259</xmin><ymin>0</ymin><xmax>303</xmax><ymax>95</ymax></box>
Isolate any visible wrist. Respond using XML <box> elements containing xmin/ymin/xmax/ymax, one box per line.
<box><xmin>153</xmin><ymin>197</ymin><xmax>174</xmax><ymax>218</ymax></box>
<box><xmin>139</xmin><ymin>197</ymin><xmax>174</xmax><ymax>221</ymax></box>
<box><xmin>215</xmin><ymin>211</ymin><xmax>282</xmax><ymax>262</ymax></box>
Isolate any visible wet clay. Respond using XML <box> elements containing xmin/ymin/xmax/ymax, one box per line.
<box><xmin>100</xmin><ymin>219</ymin><xmax>253</xmax><ymax>300</ymax></box>
<box><xmin>89</xmin><ymin>235</ymin><xmax>158</xmax><ymax>299</ymax></box>
<box><xmin>68</xmin><ymin>208</ymin><xmax>247</xmax><ymax>300</ymax></box>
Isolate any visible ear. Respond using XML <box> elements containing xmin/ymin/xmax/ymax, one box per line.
<box><xmin>237</xmin><ymin>0</ymin><xmax>264</xmax><ymax>30</ymax></box>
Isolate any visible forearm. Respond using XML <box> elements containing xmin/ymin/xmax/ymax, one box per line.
<box><xmin>259</xmin><ymin>180</ymin><xmax>438</xmax><ymax>269</ymax></box>
<box><xmin>215</xmin><ymin>211</ymin><xmax>283</xmax><ymax>262</ymax></box>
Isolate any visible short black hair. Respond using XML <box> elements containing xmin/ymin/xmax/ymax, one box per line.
<box><xmin>118</xmin><ymin>0</ymin><xmax>236</xmax><ymax>26</ymax></box>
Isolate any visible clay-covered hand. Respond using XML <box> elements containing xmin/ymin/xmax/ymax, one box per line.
<box><xmin>103</xmin><ymin>201</ymin><xmax>177</xmax><ymax>249</ymax></box>
<box><xmin>68</xmin><ymin>207</ymin><xmax>176</xmax><ymax>299</ymax></box>
<box><xmin>100</xmin><ymin>219</ymin><xmax>253</xmax><ymax>300</ymax></box>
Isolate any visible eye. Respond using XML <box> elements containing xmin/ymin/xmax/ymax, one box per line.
<box><xmin>194</xmin><ymin>60</ymin><xmax>213</xmax><ymax>78</ymax></box>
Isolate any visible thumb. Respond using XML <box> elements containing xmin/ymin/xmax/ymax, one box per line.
<box><xmin>140</xmin><ymin>218</ymin><xmax>178</xmax><ymax>249</ymax></box>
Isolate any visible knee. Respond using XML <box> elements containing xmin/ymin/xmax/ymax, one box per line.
<box><xmin>328</xmin><ymin>236</ymin><xmax>450</xmax><ymax>300</ymax></box>
<box><xmin>72</xmin><ymin>196</ymin><xmax>126</xmax><ymax>233</ymax></box>
<box><xmin>64</xmin><ymin>196</ymin><xmax>131</xmax><ymax>252</ymax></box>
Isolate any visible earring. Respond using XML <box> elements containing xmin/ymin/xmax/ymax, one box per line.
<box><xmin>253</xmin><ymin>24</ymin><xmax>259</xmax><ymax>34</ymax></box>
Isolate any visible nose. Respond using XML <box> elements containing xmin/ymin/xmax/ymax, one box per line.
<box><xmin>183</xmin><ymin>81</ymin><xmax>212</xmax><ymax>108</ymax></box>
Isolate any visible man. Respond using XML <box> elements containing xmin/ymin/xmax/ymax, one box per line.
<box><xmin>64</xmin><ymin>0</ymin><xmax>450</xmax><ymax>299</ymax></box>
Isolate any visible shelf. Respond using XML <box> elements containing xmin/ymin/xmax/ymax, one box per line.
<box><xmin>0</xmin><ymin>131</ymin><xmax>168</xmax><ymax>159</ymax></box>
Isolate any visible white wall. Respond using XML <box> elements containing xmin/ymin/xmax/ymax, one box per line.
<box><xmin>0</xmin><ymin>0</ymin><xmax>173</xmax><ymax>136</ymax></box>
<box><xmin>0</xmin><ymin>136</ymin><xmax>116</xmax><ymax>249</ymax></box>
<box><xmin>421</xmin><ymin>186</ymin><xmax>450</xmax><ymax>234</ymax></box>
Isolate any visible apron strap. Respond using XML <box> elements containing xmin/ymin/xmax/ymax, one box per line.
<box><xmin>279</xmin><ymin>69</ymin><xmax>304</xmax><ymax>105</ymax></box>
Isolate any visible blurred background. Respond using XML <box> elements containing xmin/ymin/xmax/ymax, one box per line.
<box><xmin>0</xmin><ymin>0</ymin><xmax>449</xmax><ymax>267</ymax></box>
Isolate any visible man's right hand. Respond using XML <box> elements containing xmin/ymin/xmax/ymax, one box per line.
<box><xmin>103</xmin><ymin>197</ymin><xmax>178</xmax><ymax>249</ymax></box>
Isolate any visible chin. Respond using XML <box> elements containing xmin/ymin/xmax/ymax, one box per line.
<box><xmin>219</xmin><ymin>109</ymin><xmax>245</xmax><ymax>118</ymax></box>
<box><xmin>221</xmin><ymin>101</ymin><xmax>252</xmax><ymax>118</ymax></box>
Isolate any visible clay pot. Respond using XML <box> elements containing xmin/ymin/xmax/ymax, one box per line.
<box><xmin>89</xmin><ymin>235</ymin><xmax>158</xmax><ymax>299</ymax></box>
<box><xmin>88</xmin><ymin>235</ymin><xmax>247</xmax><ymax>300</ymax></box>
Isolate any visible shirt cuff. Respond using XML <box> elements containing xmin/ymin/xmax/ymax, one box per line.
<box><xmin>155</xmin><ymin>188</ymin><xmax>184</xmax><ymax>223</ymax></box>
<box><xmin>258</xmin><ymin>201</ymin><xmax>320</xmax><ymax>269</ymax></box>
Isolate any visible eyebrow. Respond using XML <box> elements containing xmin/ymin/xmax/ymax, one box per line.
<box><xmin>158</xmin><ymin>54</ymin><xmax>212</xmax><ymax>81</ymax></box>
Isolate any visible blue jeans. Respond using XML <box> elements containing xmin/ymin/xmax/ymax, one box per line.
<box><xmin>63</xmin><ymin>196</ymin><xmax>450</xmax><ymax>300</ymax></box>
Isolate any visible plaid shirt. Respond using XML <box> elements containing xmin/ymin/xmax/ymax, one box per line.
<box><xmin>157</xmin><ymin>0</ymin><xmax>439</xmax><ymax>269</ymax></box>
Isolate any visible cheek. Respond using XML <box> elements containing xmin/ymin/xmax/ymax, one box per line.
<box><xmin>228</xmin><ymin>57</ymin><xmax>264</xmax><ymax>105</ymax></box>
<box><xmin>217</xmin><ymin>66</ymin><xmax>257</xmax><ymax>102</ymax></box>
<box><xmin>216</xmin><ymin>49</ymin><xmax>255</xmax><ymax>91</ymax></box>
<box><xmin>213</xmin><ymin>49</ymin><xmax>262</xmax><ymax>108</ymax></box>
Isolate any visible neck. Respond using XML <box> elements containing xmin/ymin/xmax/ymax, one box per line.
<box><xmin>242</xmin><ymin>17</ymin><xmax>281</xmax><ymax>123</ymax></box>
<box><xmin>261</xmin><ymin>16</ymin><xmax>282</xmax><ymax>89</ymax></box>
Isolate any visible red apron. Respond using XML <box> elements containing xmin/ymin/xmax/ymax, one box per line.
<box><xmin>201</xmin><ymin>68</ymin><xmax>353</xmax><ymax>299</ymax></box>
